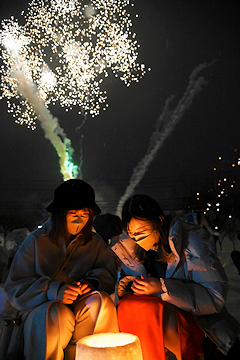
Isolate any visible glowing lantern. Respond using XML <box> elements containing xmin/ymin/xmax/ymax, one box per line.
<box><xmin>76</xmin><ymin>332</ymin><xmax>143</xmax><ymax>360</ymax></box>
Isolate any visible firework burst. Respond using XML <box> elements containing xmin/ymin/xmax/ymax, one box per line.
<box><xmin>0</xmin><ymin>0</ymin><xmax>147</xmax><ymax>130</ymax></box>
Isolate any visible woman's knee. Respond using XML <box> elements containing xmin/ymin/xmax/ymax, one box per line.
<box><xmin>72</xmin><ymin>291</ymin><xmax>114</xmax><ymax>317</ymax></box>
<box><xmin>163</xmin><ymin>304</ymin><xmax>181</xmax><ymax>360</ymax></box>
<box><xmin>98</xmin><ymin>291</ymin><xmax>116</xmax><ymax>309</ymax></box>
<box><xmin>47</xmin><ymin>302</ymin><xmax>75</xmax><ymax>349</ymax></box>
<box><xmin>71</xmin><ymin>292</ymin><xmax>102</xmax><ymax>319</ymax></box>
<box><xmin>163</xmin><ymin>303</ymin><xmax>178</xmax><ymax>335</ymax></box>
<box><xmin>48</xmin><ymin>301</ymin><xmax>75</xmax><ymax>326</ymax></box>
<box><xmin>85</xmin><ymin>292</ymin><xmax>102</xmax><ymax>309</ymax></box>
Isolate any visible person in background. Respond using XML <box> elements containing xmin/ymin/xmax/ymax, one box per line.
<box><xmin>186</xmin><ymin>206</ymin><xmax>220</xmax><ymax>236</ymax></box>
<box><xmin>93</xmin><ymin>213</ymin><xmax>122</xmax><ymax>247</ymax></box>
<box><xmin>113</xmin><ymin>194</ymin><xmax>240</xmax><ymax>360</ymax></box>
<box><xmin>186</xmin><ymin>206</ymin><xmax>221</xmax><ymax>253</ymax></box>
<box><xmin>4</xmin><ymin>179</ymin><xmax>119</xmax><ymax>360</ymax></box>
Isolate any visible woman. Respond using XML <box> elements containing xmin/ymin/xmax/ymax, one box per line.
<box><xmin>4</xmin><ymin>179</ymin><xmax>119</xmax><ymax>360</ymax></box>
<box><xmin>113</xmin><ymin>194</ymin><xmax>239</xmax><ymax>360</ymax></box>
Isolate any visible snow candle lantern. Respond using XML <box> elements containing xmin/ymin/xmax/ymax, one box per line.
<box><xmin>76</xmin><ymin>332</ymin><xmax>143</xmax><ymax>360</ymax></box>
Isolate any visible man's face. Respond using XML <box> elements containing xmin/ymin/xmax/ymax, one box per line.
<box><xmin>66</xmin><ymin>209</ymin><xmax>90</xmax><ymax>235</ymax></box>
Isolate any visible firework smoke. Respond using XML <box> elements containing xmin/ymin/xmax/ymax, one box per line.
<box><xmin>116</xmin><ymin>62</ymin><xmax>214</xmax><ymax>216</ymax></box>
<box><xmin>12</xmin><ymin>66</ymin><xmax>78</xmax><ymax>180</ymax></box>
<box><xmin>0</xmin><ymin>0</ymin><xmax>147</xmax><ymax>180</ymax></box>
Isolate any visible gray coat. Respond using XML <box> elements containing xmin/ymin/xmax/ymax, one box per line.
<box><xmin>4</xmin><ymin>220</ymin><xmax>117</xmax><ymax>359</ymax></box>
<box><xmin>112</xmin><ymin>218</ymin><xmax>240</xmax><ymax>354</ymax></box>
<box><xmin>5</xmin><ymin>220</ymin><xmax>117</xmax><ymax>312</ymax></box>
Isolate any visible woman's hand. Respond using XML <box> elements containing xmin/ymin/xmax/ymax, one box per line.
<box><xmin>57</xmin><ymin>283</ymin><xmax>81</xmax><ymax>304</ymax></box>
<box><xmin>78</xmin><ymin>280</ymin><xmax>94</xmax><ymax>295</ymax></box>
<box><xmin>131</xmin><ymin>275</ymin><xmax>162</xmax><ymax>296</ymax></box>
<box><xmin>57</xmin><ymin>280</ymin><xmax>94</xmax><ymax>304</ymax></box>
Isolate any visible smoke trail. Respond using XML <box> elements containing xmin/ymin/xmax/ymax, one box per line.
<box><xmin>75</xmin><ymin>109</ymin><xmax>88</xmax><ymax>179</ymax></box>
<box><xmin>116</xmin><ymin>62</ymin><xmax>214</xmax><ymax>216</ymax></box>
<box><xmin>12</xmin><ymin>66</ymin><xmax>79</xmax><ymax>180</ymax></box>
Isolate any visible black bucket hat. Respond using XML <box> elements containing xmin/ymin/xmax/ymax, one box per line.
<box><xmin>46</xmin><ymin>179</ymin><xmax>101</xmax><ymax>214</ymax></box>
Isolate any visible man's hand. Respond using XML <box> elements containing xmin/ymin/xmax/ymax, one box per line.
<box><xmin>131</xmin><ymin>275</ymin><xmax>162</xmax><ymax>296</ymax></box>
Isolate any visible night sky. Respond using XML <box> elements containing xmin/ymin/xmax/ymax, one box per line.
<box><xmin>0</xmin><ymin>0</ymin><xmax>240</xmax><ymax>218</ymax></box>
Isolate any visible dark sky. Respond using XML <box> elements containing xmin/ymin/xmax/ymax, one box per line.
<box><xmin>0</xmin><ymin>0</ymin><xmax>240</xmax><ymax>216</ymax></box>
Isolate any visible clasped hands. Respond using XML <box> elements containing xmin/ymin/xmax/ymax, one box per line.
<box><xmin>57</xmin><ymin>280</ymin><xmax>94</xmax><ymax>304</ymax></box>
<box><xmin>131</xmin><ymin>275</ymin><xmax>163</xmax><ymax>296</ymax></box>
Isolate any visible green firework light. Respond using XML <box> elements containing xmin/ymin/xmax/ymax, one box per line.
<box><xmin>0</xmin><ymin>0</ymin><xmax>148</xmax><ymax>179</ymax></box>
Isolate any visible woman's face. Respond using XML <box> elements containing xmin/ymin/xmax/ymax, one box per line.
<box><xmin>66</xmin><ymin>208</ymin><xmax>89</xmax><ymax>235</ymax></box>
<box><xmin>127</xmin><ymin>218</ymin><xmax>159</xmax><ymax>251</ymax></box>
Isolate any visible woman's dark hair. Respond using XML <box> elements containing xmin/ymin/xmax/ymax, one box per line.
<box><xmin>49</xmin><ymin>208</ymin><xmax>94</xmax><ymax>245</ymax></box>
<box><xmin>122</xmin><ymin>194</ymin><xmax>173</xmax><ymax>262</ymax></box>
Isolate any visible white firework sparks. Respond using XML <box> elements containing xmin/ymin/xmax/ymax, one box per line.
<box><xmin>0</xmin><ymin>0</ymin><xmax>147</xmax><ymax>130</ymax></box>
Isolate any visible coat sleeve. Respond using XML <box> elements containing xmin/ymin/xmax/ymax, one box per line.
<box><xmin>4</xmin><ymin>234</ymin><xmax>62</xmax><ymax>311</ymax></box>
<box><xmin>160</xmin><ymin>219</ymin><xmax>229</xmax><ymax>315</ymax></box>
<box><xmin>160</xmin><ymin>278</ymin><xmax>228</xmax><ymax>315</ymax></box>
<box><xmin>81</xmin><ymin>235</ymin><xmax>117</xmax><ymax>295</ymax></box>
